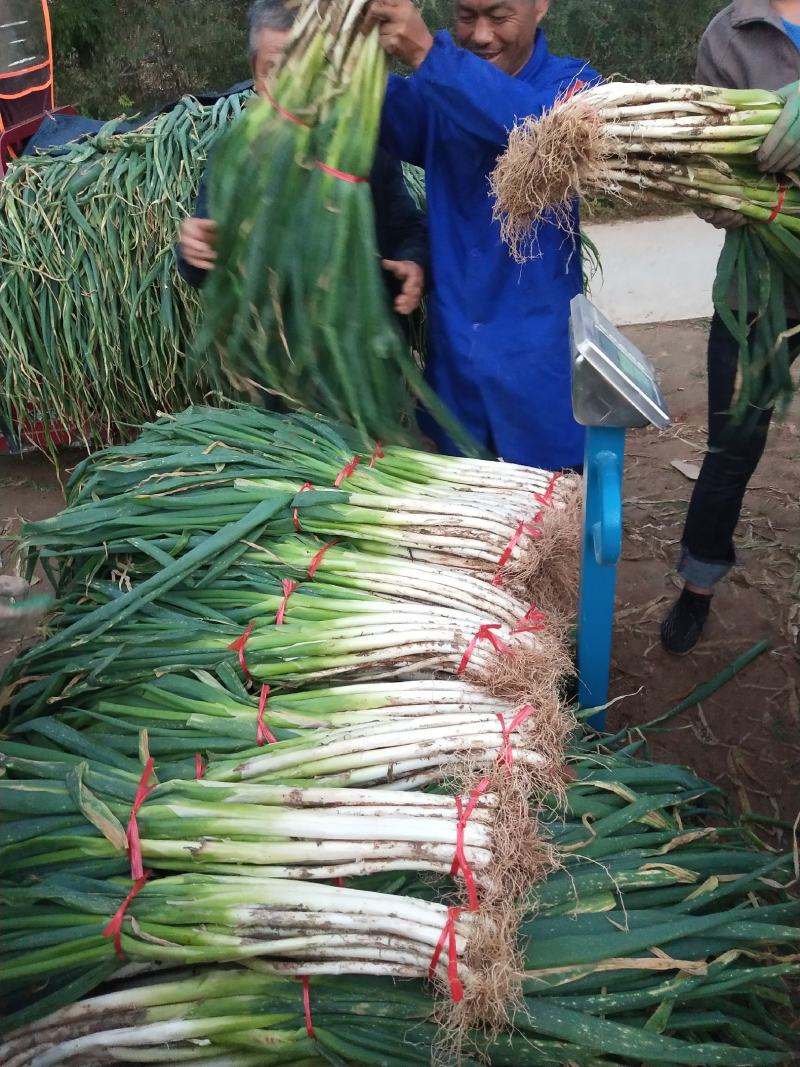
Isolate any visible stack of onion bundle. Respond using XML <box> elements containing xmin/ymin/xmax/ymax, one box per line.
<box><xmin>4</xmin><ymin>406</ymin><xmax>580</xmax><ymax>721</ymax></box>
<box><xmin>24</xmin><ymin>406</ymin><xmax>580</xmax><ymax>603</ymax></box>
<box><xmin>0</xmin><ymin>402</ymin><xmax>580</xmax><ymax>1036</ymax></box>
<box><xmin>0</xmin><ymin>689</ymin><xmax>556</xmax><ymax>1031</ymax></box>
<box><xmin>194</xmin><ymin>0</ymin><xmax>474</xmax><ymax>452</ymax></box>
<box><xmin>2</xmin><ymin>747</ymin><xmax>797</xmax><ymax>1065</ymax></box>
<box><xmin>0</xmin><ymin>94</ymin><xmax>249</xmax><ymax>447</ymax></box>
<box><xmin>4</xmin><ymin>539</ymin><xmax>570</xmax><ymax>721</ymax></box>
<box><xmin>491</xmin><ymin>82</ymin><xmax>800</xmax><ymax>418</ymax></box>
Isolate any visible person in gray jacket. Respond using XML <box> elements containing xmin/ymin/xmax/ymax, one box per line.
<box><xmin>661</xmin><ymin>0</ymin><xmax>800</xmax><ymax>654</ymax></box>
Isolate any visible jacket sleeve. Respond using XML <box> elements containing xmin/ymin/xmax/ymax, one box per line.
<box><xmin>372</xmin><ymin>151</ymin><xmax>429</xmax><ymax>271</ymax></box>
<box><xmin>380</xmin><ymin>73</ymin><xmax>429</xmax><ymax>166</ymax></box>
<box><xmin>411</xmin><ymin>32</ymin><xmax>598</xmax><ymax>149</ymax></box>
<box><xmin>175</xmin><ymin>164</ymin><xmax>211</xmax><ymax>289</ymax></box>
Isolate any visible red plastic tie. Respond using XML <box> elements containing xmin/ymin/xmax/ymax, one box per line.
<box><xmin>103</xmin><ymin>870</ymin><xmax>152</xmax><ymax>960</ymax></box>
<box><xmin>334</xmin><ymin>455</ymin><xmax>361</xmax><ymax>487</ymax></box>
<box><xmin>276</xmin><ymin>579</ymin><xmax>298</xmax><ymax>625</ymax></box>
<box><xmin>512</xmin><ymin>605</ymin><xmax>548</xmax><ymax>635</ymax></box>
<box><xmin>496</xmin><ymin>705</ymin><xmax>536</xmax><ymax>771</ymax></box>
<box><xmin>563</xmin><ymin>78</ymin><xmax>587</xmax><ymax>102</ymax></box>
<box><xmin>493</xmin><ymin>472</ymin><xmax>562</xmax><ymax>585</ymax></box>
<box><xmin>265</xmin><ymin>88</ymin><xmax>310</xmax><ymax>128</ymax></box>
<box><xmin>525</xmin><ymin>471</ymin><xmax>563</xmax><ymax>541</ymax></box>
<box><xmin>766</xmin><ymin>186</ymin><xmax>787</xmax><ymax>225</ymax></box>
<box><xmin>317</xmin><ymin>161</ymin><xmax>367</xmax><ymax>184</ymax></box>
<box><xmin>534</xmin><ymin>470</ymin><xmax>562</xmax><ymax>510</ymax></box>
<box><xmin>308</xmin><ymin>539</ymin><xmax>338</xmax><ymax>579</ymax></box>
<box><xmin>195</xmin><ymin>754</ymin><xmax>206</xmax><ymax>780</ymax></box>
<box><xmin>229</xmin><ymin>621</ymin><xmax>255</xmax><ymax>683</ymax></box>
<box><xmin>257</xmin><ymin>684</ymin><xmax>278</xmax><ymax>746</ymax></box>
<box><xmin>492</xmin><ymin>519</ymin><xmax>526</xmax><ymax>586</ymax></box>
<box><xmin>127</xmin><ymin>758</ymin><xmax>156</xmax><ymax>880</ymax></box>
<box><xmin>450</xmin><ymin>778</ymin><xmax>490</xmax><ymax>911</ymax></box>
<box><xmin>428</xmin><ymin>907</ymin><xmax>464</xmax><ymax>1002</ymax></box>
<box><xmin>334</xmin><ymin>876</ymin><xmax>345</xmax><ymax>888</ymax></box>
<box><xmin>294</xmin><ymin>482</ymin><xmax>315</xmax><ymax>531</ymax></box>
<box><xmin>300</xmin><ymin>976</ymin><xmax>316</xmax><ymax>1037</ymax></box>
<box><xmin>457</xmin><ymin>624</ymin><xmax>512</xmax><ymax>675</ymax></box>
<box><xmin>369</xmin><ymin>441</ymin><xmax>384</xmax><ymax>468</ymax></box>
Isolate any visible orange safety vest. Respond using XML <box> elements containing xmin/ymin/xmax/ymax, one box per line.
<box><xmin>0</xmin><ymin>0</ymin><xmax>53</xmax><ymax>133</ymax></box>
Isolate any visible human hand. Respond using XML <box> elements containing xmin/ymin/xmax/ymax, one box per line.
<box><xmin>382</xmin><ymin>258</ymin><xmax>425</xmax><ymax>314</ymax></box>
<box><xmin>363</xmin><ymin>0</ymin><xmax>434</xmax><ymax>69</ymax></box>
<box><xmin>758</xmin><ymin>81</ymin><xmax>800</xmax><ymax>174</ymax></box>
<box><xmin>179</xmin><ymin>217</ymin><xmax>218</xmax><ymax>271</ymax></box>
<box><xmin>694</xmin><ymin>206</ymin><xmax>746</xmax><ymax>230</ymax></box>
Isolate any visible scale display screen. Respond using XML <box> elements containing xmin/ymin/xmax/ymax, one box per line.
<box><xmin>570</xmin><ymin>295</ymin><xmax>670</xmax><ymax>430</ymax></box>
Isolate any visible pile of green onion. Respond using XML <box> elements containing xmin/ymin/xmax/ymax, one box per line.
<box><xmin>0</xmin><ymin>94</ymin><xmax>246</xmax><ymax>446</ymax></box>
<box><xmin>2</xmin><ymin>742</ymin><xmax>797</xmax><ymax>1064</ymax></box>
<box><xmin>0</xmin><ymin>401</ymin><xmax>581</xmax><ymax>1037</ymax></box>
<box><xmin>2</xmin><ymin>400</ymin><xmax>795</xmax><ymax>1062</ymax></box>
<box><xmin>4</xmin><ymin>406</ymin><xmax>578</xmax><ymax>718</ymax></box>
<box><xmin>490</xmin><ymin>83</ymin><xmax>800</xmax><ymax>418</ymax></box>
<box><xmin>193</xmin><ymin>0</ymin><xmax>472</xmax><ymax>452</ymax></box>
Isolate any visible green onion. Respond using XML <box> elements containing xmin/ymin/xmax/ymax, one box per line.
<box><xmin>0</xmin><ymin>96</ymin><xmax>250</xmax><ymax>448</ymax></box>
<box><xmin>193</xmin><ymin>3</ymin><xmax>478</xmax><ymax>453</ymax></box>
<box><xmin>490</xmin><ymin>82</ymin><xmax>800</xmax><ymax>417</ymax></box>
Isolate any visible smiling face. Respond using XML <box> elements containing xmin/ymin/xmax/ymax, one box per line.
<box><xmin>454</xmin><ymin>0</ymin><xmax>549</xmax><ymax>75</ymax></box>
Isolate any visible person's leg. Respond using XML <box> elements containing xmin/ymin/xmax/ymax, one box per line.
<box><xmin>661</xmin><ymin>311</ymin><xmax>775</xmax><ymax>653</ymax></box>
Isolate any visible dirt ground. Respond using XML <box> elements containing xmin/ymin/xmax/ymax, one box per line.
<box><xmin>610</xmin><ymin>321</ymin><xmax>800</xmax><ymax>849</ymax></box>
<box><xmin>1</xmin><ymin>320</ymin><xmax>798</xmax><ymax>844</ymax></box>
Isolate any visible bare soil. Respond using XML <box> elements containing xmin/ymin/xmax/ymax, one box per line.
<box><xmin>1</xmin><ymin>321</ymin><xmax>798</xmax><ymax>843</ymax></box>
<box><xmin>609</xmin><ymin>321</ymin><xmax>800</xmax><ymax>848</ymax></box>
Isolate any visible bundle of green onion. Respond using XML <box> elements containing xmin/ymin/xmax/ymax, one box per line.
<box><xmin>25</xmin><ymin>406</ymin><xmax>579</xmax><ymax>598</ymax></box>
<box><xmin>490</xmin><ymin>83</ymin><xmax>800</xmax><ymax>417</ymax></box>
<box><xmin>2</xmin><ymin>745</ymin><xmax>797</xmax><ymax>1064</ymax></box>
<box><xmin>3</xmin><ymin>406</ymin><xmax>579</xmax><ymax>720</ymax></box>
<box><xmin>1</xmin><ymin>737</ymin><xmax>542</xmax><ymax>896</ymax></box>
<box><xmin>0</xmin><ymin>94</ymin><xmax>247</xmax><ymax>446</ymax></box>
<box><xmin>193</xmin><ymin>0</ymin><xmax>472</xmax><ymax>452</ymax></box>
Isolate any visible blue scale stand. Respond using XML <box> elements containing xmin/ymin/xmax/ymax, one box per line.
<box><xmin>569</xmin><ymin>296</ymin><xmax>671</xmax><ymax>731</ymax></box>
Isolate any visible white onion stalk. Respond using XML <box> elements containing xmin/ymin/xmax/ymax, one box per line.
<box><xmin>239</xmin><ymin>536</ymin><xmax>530</xmax><ymax>626</ymax></box>
<box><xmin>134</xmin><ymin>783</ymin><xmax>498</xmax><ymax>881</ymax></box>
<box><xmin>207</xmin><ymin>713</ymin><xmax>549</xmax><ymax>787</ymax></box>
<box><xmin>489</xmin><ymin>81</ymin><xmax>793</xmax><ymax>260</ymax></box>
<box><xmin>93</xmin><ymin>677</ymin><xmax>516</xmax><ymax>737</ymax></box>
<box><xmin>1</xmin><ymin>875</ymin><xmax>476</xmax><ymax>1015</ymax></box>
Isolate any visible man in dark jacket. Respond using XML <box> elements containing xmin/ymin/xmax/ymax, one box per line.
<box><xmin>177</xmin><ymin>0</ymin><xmax>428</xmax><ymax>318</ymax></box>
<box><xmin>661</xmin><ymin>0</ymin><xmax>800</xmax><ymax>654</ymax></box>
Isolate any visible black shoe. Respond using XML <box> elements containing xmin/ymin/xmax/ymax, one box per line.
<box><xmin>660</xmin><ymin>589</ymin><xmax>712</xmax><ymax>655</ymax></box>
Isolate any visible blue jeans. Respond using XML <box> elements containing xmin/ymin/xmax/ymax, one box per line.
<box><xmin>679</xmin><ymin>312</ymin><xmax>798</xmax><ymax>589</ymax></box>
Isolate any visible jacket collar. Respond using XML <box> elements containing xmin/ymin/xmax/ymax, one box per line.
<box><xmin>516</xmin><ymin>29</ymin><xmax>549</xmax><ymax>80</ymax></box>
<box><xmin>731</xmin><ymin>0</ymin><xmax>784</xmax><ymax>29</ymax></box>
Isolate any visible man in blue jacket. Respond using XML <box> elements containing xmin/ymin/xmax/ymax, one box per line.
<box><xmin>365</xmin><ymin>0</ymin><xmax>598</xmax><ymax>471</ymax></box>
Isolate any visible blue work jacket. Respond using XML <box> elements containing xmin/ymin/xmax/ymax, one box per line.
<box><xmin>381</xmin><ymin>30</ymin><xmax>599</xmax><ymax>470</ymax></box>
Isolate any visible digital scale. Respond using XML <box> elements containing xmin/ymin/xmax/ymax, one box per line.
<box><xmin>570</xmin><ymin>295</ymin><xmax>670</xmax><ymax>730</ymax></box>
